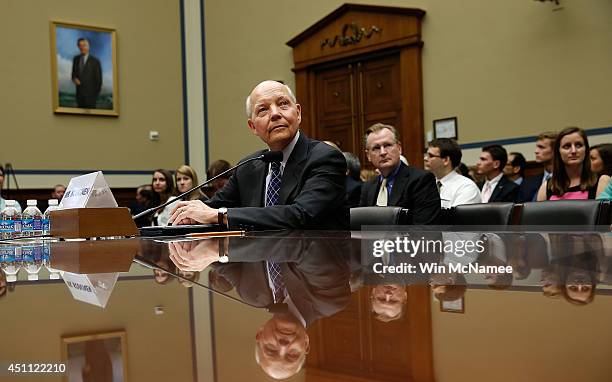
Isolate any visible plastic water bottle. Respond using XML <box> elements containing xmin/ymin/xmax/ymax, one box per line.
<box><xmin>22</xmin><ymin>243</ymin><xmax>44</xmax><ymax>281</ymax></box>
<box><xmin>22</xmin><ymin>200</ymin><xmax>43</xmax><ymax>237</ymax></box>
<box><xmin>43</xmin><ymin>199</ymin><xmax>59</xmax><ymax>235</ymax></box>
<box><xmin>43</xmin><ymin>246</ymin><xmax>61</xmax><ymax>280</ymax></box>
<box><xmin>0</xmin><ymin>244</ymin><xmax>23</xmax><ymax>283</ymax></box>
<box><xmin>0</xmin><ymin>200</ymin><xmax>22</xmax><ymax>239</ymax></box>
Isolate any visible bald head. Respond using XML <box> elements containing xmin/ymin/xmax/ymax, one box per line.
<box><xmin>246</xmin><ymin>81</ymin><xmax>296</xmax><ymax>118</ymax></box>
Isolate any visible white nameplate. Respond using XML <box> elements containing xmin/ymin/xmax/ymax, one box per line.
<box><xmin>59</xmin><ymin>171</ymin><xmax>118</xmax><ymax>209</ymax></box>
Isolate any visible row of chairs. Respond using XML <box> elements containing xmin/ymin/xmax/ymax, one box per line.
<box><xmin>350</xmin><ymin>200</ymin><xmax>612</xmax><ymax>230</ymax></box>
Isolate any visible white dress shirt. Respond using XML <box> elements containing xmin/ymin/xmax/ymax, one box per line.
<box><xmin>437</xmin><ymin>171</ymin><xmax>482</xmax><ymax>208</ymax></box>
<box><xmin>481</xmin><ymin>173</ymin><xmax>503</xmax><ymax>203</ymax></box>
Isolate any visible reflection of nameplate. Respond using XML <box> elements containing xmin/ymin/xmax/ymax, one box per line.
<box><xmin>50</xmin><ymin>239</ymin><xmax>138</xmax><ymax>274</ymax></box>
<box><xmin>62</xmin><ymin>272</ymin><xmax>118</xmax><ymax>308</ymax></box>
<box><xmin>60</xmin><ymin>171</ymin><xmax>117</xmax><ymax>209</ymax></box>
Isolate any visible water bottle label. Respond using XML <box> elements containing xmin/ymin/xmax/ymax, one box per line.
<box><xmin>0</xmin><ymin>245</ymin><xmax>14</xmax><ymax>261</ymax></box>
<box><xmin>22</xmin><ymin>218</ymin><xmax>34</xmax><ymax>232</ymax></box>
<box><xmin>42</xmin><ymin>244</ymin><xmax>51</xmax><ymax>260</ymax></box>
<box><xmin>22</xmin><ymin>246</ymin><xmax>35</xmax><ymax>261</ymax></box>
<box><xmin>42</xmin><ymin>218</ymin><xmax>50</xmax><ymax>233</ymax></box>
<box><xmin>32</xmin><ymin>218</ymin><xmax>43</xmax><ymax>231</ymax></box>
<box><xmin>0</xmin><ymin>219</ymin><xmax>13</xmax><ymax>233</ymax></box>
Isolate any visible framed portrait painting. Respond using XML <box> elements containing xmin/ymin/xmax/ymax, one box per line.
<box><xmin>61</xmin><ymin>330</ymin><xmax>128</xmax><ymax>381</ymax></box>
<box><xmin>50</xmin><ymin>21</ymin><xmax>119</xmax><ymax>116</ymax></box>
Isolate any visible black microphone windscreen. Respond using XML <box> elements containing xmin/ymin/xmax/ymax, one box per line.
<box><xmin>261</xmin><ymin>151</ymin><xmax>283</xmax><ymax>163</ymax></box>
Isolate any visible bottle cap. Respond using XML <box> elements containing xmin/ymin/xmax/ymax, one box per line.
<box><xmin>7</xmin><ymin>274</ymin><xmax>17</xmax><ymax>282</ymax></box>
<box><xmin>5</xmin><ymin>200</ymin><xmax>15</xmax><ymax>206</ymax></box>
<box><xmin>49</xmin><ymin>272</ymin><xmax>61</xmax><ymax>280</ymax></box>
<box><xmin>27</xmin><ymin>199</ymin><xmax>37</xmax><ymax>206</ymax></box>
<box><xmin>27</xmin><ymin>273</ymin><xmax>39</xmax><ymax>281</ymax></box>
<box><xmin>48</xmin><ymin>199</ymin><xmax>59</xmax><ymax>206</ymax></box>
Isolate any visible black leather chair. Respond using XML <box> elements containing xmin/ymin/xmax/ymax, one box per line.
<box><xmin>349</xmin><ymin>207</ymin><xmax>410</xmax><ymax>230</ymax></box>
<box><xmin>518</xmin><ymin>200</ymin><xmax>605</xmax><ymax>227</ymax></box>
<box><xmin>449</xmin><ymin>203</ymin><xmax>515</xmax><ymax>226</ymax></box>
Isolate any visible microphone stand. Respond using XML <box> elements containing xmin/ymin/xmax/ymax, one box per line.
<box><xmin>133</xmin><ymin>153</ymin><xmax>271</xmax><ymax>221</ymax></box>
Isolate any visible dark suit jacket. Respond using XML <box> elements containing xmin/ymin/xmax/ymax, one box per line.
<box><xmin>211</xmin><ymin>234</ymin><xmax>351</xmax><ymax>326</ymax></box>
<box><xmin>71</xmin><ymin>54</ymin><xmax>102</xmax><ymax>106</ymax></box>
<box><xmin>359</xmin><ymin>162</ymin><xmax>441</xmax><ymax>225</ymax></box>
<box><xmin>205</xmin><ymin>132</ymin><xmax>349</xmax><ymax>230</ymax></box>
<box><xmin>345</xmin><ymin>177</ymin><xmax>362</xmax><ymax>208</ymax></box>
<box><xmin>518</xmin><ymin>174</ymin><xmax>544</xmax><ymax>202</ymax></box>
<box><xmin>481</xmin><ymin>175</ymin><xmax>520</xmax><ymax>203</ymax></box>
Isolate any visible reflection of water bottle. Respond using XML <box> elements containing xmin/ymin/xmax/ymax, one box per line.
<box><xmin>43</xmin><ymin>199</ymin><xmax>59</xmax><ymax>236</ymax></box>
<box><xmin>42</xmin><ymin>242</ymin><xmax>61</xmax><ymax>280</ymax></box>
<box><xmin>22</xmin><ymin>200</ymin><xmax>43</xmax><ymax>237</ymax></box>
<box><xmin>0</xmin><ymin>244</ymin><xmax>23</xmax><ymax>283</ymax></box>
<box><xmin>1</xmin><ymin>200</ymin><xmax>22</xmax><ymax>239</ymax></box>
<box><xmin>22</xmin><ymin>243</ymin><xmax>44</xmax><ymax>281</ymax></box>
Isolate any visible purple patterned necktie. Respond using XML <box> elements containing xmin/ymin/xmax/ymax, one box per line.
<box><xmin>266</xmin><ymin>161</ymin><xmax>282</xmax><ymax>206</ymax></box>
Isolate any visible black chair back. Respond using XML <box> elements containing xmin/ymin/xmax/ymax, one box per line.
<box><xmin>350</xmin><ymin>207</ymin><xmax>410</xmax><ymax>230</ymax></box>
<box><xmin>518</xmin><ymin>200</ymin><xmax>603</xmax><ymax>227</ymax></box>
<box><xmin>450</xmin><ymin>203</ymin><xmax>515</xmax><ymax>226</ymax></box>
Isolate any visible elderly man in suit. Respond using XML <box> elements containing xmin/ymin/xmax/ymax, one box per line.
<box><xmin>359</xmin><ymin>123</ymin><xmax>441</xmax><ymax>224</ymax></box>
<box><xmin>169</xmin><ymin>80</ymin><xmax>349</xmax><ymax>230</ymax></box>
<box><xmin>476</xmin><ymin>145</ymin><xmax>519</xmax><ymax>203</ymax></box>
<box><xmin>71</xmin><ymin>38</ymin><xmax>102</xmax><ymax>109</ymax></box>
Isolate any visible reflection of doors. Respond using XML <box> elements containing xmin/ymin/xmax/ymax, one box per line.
<box><xmin>315</xmin><ymin>54</ymin><xmax>402</xmax><ymax>166</ymax></box>
<box><xmin>305</xmin><ymin>286</ymin><xmax>433</xmax><ymax>382</ymax></box>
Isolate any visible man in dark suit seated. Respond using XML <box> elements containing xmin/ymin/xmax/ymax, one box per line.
<box><xmin>518</xmin><ymin>131</ymin><xmax>557</xmax><ymax>202</ymax></box>
<box><xmin>169</xmin><ymin>80</ymin><xmax>349</xmax><ymax>230</ymax></box>
<box><xmin>476</xmin><ymin>144</ymin><xmax>519</xmax><ymax>203</ymax></box>
<box><xmin>359</xmin><ymin>123</ymin><xmax>441</xmax><ymax>225</ymax></box>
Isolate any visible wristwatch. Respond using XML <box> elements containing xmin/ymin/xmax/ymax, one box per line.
<box><xmin>218</xmin><ymin>207</ymin><xmax>228</xmax><ymax>227</ymax></box>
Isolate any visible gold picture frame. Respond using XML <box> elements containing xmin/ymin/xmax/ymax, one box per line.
<box><xmin>50</xmin><ymin>21</ymin><xmax>119</xmax><ymax>116</ymax></box>
<box><xmin>439</xmin><ymin>296</ymin><xmax>465</xmax><ymax>313</ymax></box>
<box><xmin>61</xmin><ymin>330</ymin><xmax>128</xmax><ymax>381</ymax></box>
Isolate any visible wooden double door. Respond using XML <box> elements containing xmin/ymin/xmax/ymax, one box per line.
<box><xmin>313</xmin><ymin>53</ymin><xmax>402</xmax><ymax>166</ymax></box>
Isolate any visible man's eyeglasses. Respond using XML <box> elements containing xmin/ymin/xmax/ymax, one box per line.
<box><xmin>423</xmin><ymin>152</ymin><xmax>442</xmax><ymax>159</ymax></box>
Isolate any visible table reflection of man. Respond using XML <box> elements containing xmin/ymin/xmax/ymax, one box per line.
<box><xmin>71</xmin><ymin>38</ymin><xmax>102</xmax><ymax>109</ymax></box>
<box><xmin>370</xmin><ymin>284</ymin><xmax>407</xmax><ymax>322</ymax></box>
<box><xmin>172</xmin><ymin>233</ymin><xmax>351</xmax><ymax>379</ymax></box>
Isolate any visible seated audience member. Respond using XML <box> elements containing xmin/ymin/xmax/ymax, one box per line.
<box><xmin>131</xmin><ymin>184</ymin><xmax>154</xmax><ymax>227</ymax></box>
<box><xmin>51</xmin><ymin>184</ymin><xmax>66</xmax><ymax>201</ymax></box>
<box><xmin>169</xmin><ymin>80</ymin><xmax>349</xmax><ymax>230</ymax></box>
<box><xmin>455</xmin><ymin>162</ymin><xmax>473</xmax><ymax>181</ymax></box>
<box><xmin>151</xmin><ymin>169</ymin><xmax>177</xmax><ymax>226</ymax></box>
<box><xmin>204</xmin><ymin>159</ymin><xmax>233</xmax><ymax>198</ymax></box>
<box><xmin>360</xmin><ymin>169</ymin><xmax>378</xmax><ymax>182</ymax></box>
<box><xmin>175</xmin><ymin>165</ymin><xmax>206</xmax><ymax>201</ymax></box>
<box><xmin>476</xmin><ymin>145</ymin><xmax>519</xmax><ymax>203</ymax></box>
<box><xmin>468</xmin><ymin>165</ymin><xmax>484</xmax><ymax>185</ymax></box>
<box><xmin>596</xmin><ymin>177</ymin><xmax>612</xmax><ymax>200</ymax></box>
<box><xmin>590</xmin><ymin>143</ymin><xmax>612</xmax><ymax>176</ymax></box>
<box><xmin>518</xmin><ymin>131</ymin><xmax>557</xmax><ymax>202</ymax></box>
<box><xmin>360</xmin><ymin>123</ymin><xmax>440</xmax><ymax>225</ymax></box>
<box><xmin>537</xmin><ymin>127</ymin><xmax>609</xmax><ymax>201</ymax></box>
<box><xmin>343</xmin><ymin>152</ymin><xmax>363</xmax><ymax>208</ymax></box>
<box><xmin>424</xmin><ymin>138</ymin><xmax>481</xmax><ymax>208</ymax></box>
<box><xmin>0</xmin><ymin>166</ymin><xmax>21</xmax><ymax>213</ymax></box>
<box><xmin>504</xmin><ymin>152</ymin><xmax>527</xmax><ymax>185</ymax></box>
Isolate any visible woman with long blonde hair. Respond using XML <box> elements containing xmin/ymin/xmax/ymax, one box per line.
<box><xmin>175</xmin><ymin>165</ymin><xmax>206</xmax><ymax>201</ymax></box>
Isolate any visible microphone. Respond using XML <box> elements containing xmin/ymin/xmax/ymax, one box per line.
<box><xmin>133</xmin><ymin>151</ymin><xmax>283</xmax><ymax>221</ymax></box>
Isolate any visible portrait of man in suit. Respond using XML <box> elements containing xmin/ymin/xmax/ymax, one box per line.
<box><xmin>71</xmin><ymin>38</ymin><xmax>102</xmax><ymax>109</ymax></box>
<box><xmin>51</xmin><ymin>22</ymin><xmax>117</xmax><ymax>115</ymax></box>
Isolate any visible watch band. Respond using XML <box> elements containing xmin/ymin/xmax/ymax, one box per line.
<box><xmin>218</xmin><ymin>207</ymin><xmax>228</xmax><ymax>227</ymax></box>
